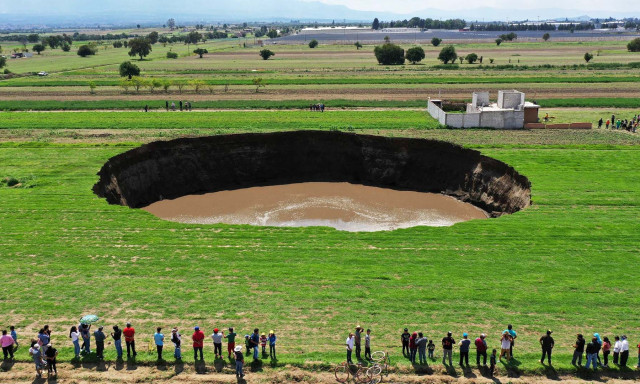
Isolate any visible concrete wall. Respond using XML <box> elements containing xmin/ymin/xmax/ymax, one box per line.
<box><xmin>427</xmin><ymin>101</ymin><xmax>447</xmax><ymax>125</ymax></box>
<box><xmin>472</xmin><ymin>92</ymin><xmax>490</xmax><ymax>108</ymax></box>
<box><xmin>428</xmin><ymin>100</ymin><xmax>522</xmax><ymax>129</ymax></box>
<box><xmin>480</xmin><ymin>110</ymin><xmax>524</xmax><ymax>129</ymax></box>
<box><xmin>498</xmin><ymin>91</ymin><xmax>525</xmax><ymax>109</ymax></box>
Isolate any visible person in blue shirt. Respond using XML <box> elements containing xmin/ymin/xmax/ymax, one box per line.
<box><xmin>459</xmin><ymin>333</ymin><xmax>471</xmax><ymax>367</ymax></box>
<box><xmin>10</xmin><ymin>326</ymin><xmax>18</xmax><ymax>351</ymax></box>
<box><xmin>504</xmin><ymin>324</ymin><xmax>517</xmax><ymax>357</ymax></box>
<box><xmin>250</xmin><ymin>329</ymin><xmax>260</xmax><ymax>361</ymax></box>
<box><xmin>38</xmin><ymin>328</ymin><xmax>50</xmax><ymax>356</ymax></box>
<box><xmin>268</xmin><ymin>331</ymin><xmax>277</xmax><ymax>360</ymax></box>
<box><xmin>154</xmin><ymin>327</ymin><xmax>164</xmax><ymax>361</ymax></box>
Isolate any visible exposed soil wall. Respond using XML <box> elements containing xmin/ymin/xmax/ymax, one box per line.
<box><xmin>93</xmin><ymin>131</ymin><xmax>531</xmax><ymax>217</ymax></box>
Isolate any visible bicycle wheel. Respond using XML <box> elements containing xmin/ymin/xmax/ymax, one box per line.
<box><xmin>369</xmin><ymin>375</ymin><xmax>382</xmax><ymax>384</ymax></box>
<box><xmin>334</xmin><ymin>363</ymin><xmax>350</xmax><ymax>383</ymax></box>
<box><xmin>367</xmin><ymin>364</ymin><xmax>382</xmax><ymax>377</ymax></box>
<box><xmin>355</xmin><ymin>367</ymin><xmax>372</xmax><ymax>384</ymax></box>
<box><xmin>371</xmin><ymin>351</ymin><xmax>386</xmax><ymax>363</ymax></box>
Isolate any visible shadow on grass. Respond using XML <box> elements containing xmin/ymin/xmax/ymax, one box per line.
<box><xmin>542</xmin><ymin>364</ymin><xmax>560</xmax><ymax>380</ymax></box>
<box><xmin>174</xmin><ymin>360</ymin><xmax>184</xmax><ymax>375</ymax></box>
<box><xmin>411</xmin><ymin>363</ymin><xmax>433</xmax><ymax>375</ymax></box>
<box><xmin>194</xmin><ymin>359</ymin><xmax>207</xmax><ymax>374</ymax></box>
<box><xmin>213</xmin><ymin>357</ymin><xmax>227</xmax><ymax>372</ymax></box>
<box><xmin>249</xmin><ymin>359</ymin><xmax>263</xmax><ymax>373</ymax></box>
<box><xmin>1</xmin><ymin>359</ymin><xmax>15</xmax><ymax>371</ymax></box>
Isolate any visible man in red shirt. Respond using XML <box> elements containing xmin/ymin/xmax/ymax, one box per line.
<box><xmin>475</xmin><ymin>333</ymin><xmax>488</xmax><ymax>366</ymax></box>
<box><xmin>123</xmin><ymin>322</ymin><xmax>136</xmax><ymax>358</ymax></box>
<box><xmin>192</xmin><ymin>326</ymin><xmax>205</xmax><ymax>361</ymax></box>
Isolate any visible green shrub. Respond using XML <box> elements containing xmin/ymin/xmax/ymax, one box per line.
<box><xmin>166</xmin><ymin>51</ymin><xmax>178</xmax><ymax>59</ymax></box>
<box><xmin>628</xmin><ymin>38</ymin><xmax>640</xmax><ymax>52</ymax></box>
<box><xmin>374</xmin><ymin>43</ymin><xmax>405</xmax><ymax>65</ymax></box>
<box><xmin>308</xmin><ymin>39</ymin><xmax>319</xmax><ymax>48</ymax></box>
<box><xmin>405</xmin><ymin>47</ymin><xmax>425</xmax><ymax>64</ymax></box>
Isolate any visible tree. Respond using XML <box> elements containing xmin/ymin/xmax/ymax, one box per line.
<box><xmin>149</xmin><ymin>79</ymin><xmax>163</xmax><ymax>93</ymax></box>
<box><xmin>259</xmin><ymin>49</ymin><xmax>275</xmax><ymax>60</ymax></box>
<box><xmin>32</xmin><ymin>44</ymin><xmax>45</xmax><ymax>55</ymax></box>
<box><xmin>27</xmin><ymin>34</ymin><xmax>40</xmax><ymax>43</ymax></box>
<box><xmin>405</xmin><ymin>46</ymin><xmax>425</xmax><ymax>64</ymax></box>
<box><xmin>495</xmin><ymin>38</ymin><xmax>503</xmax><ymax>46</ymax></box>
<box><xmin>372</xmin><ymin>18</ymin><xmax>380</xmax><ymax>30</ymax></box>
<box><xmin>354</xmin><ymin>41</ymin><xmax>363</xmax><ymax>50</ymax></box>
<box><xmin>128</xmin><ymin>38</ymin><xmax>152</xmax><ymax>60</ymax></box>
<box><xmin>0</xmin><ymin>56</ymin><xmax>6</xmax><ymax>69</ymax></box>
<box><xmin>167</xmin><ymin>18</ymin><xmax>176</xmax><ymax>30</ymax></box>
<box><xmin>119</xmin><ymin>61</ymin><xmax>140</xmax><ymax>79</ymax></box>
<box><xmin>266</xmin><ymin>29</ymin><xmax>278</xmax><ymax>39</ymax></box>
<box><xmin>428</xmin><ymin>37</ymin><xmax>442</xmax><ymax>47</ymax></box>
<box><xmin>88</xmin><ymin>81</ymin><xmax>97</xmax><ymax>94</ymax></box>
<box><xmin>61</xmin><ymin>43</ymin><xmax>71</xmax><ymax>52</ymax></box>
<box><xmin>166</xmin><ymin>51</ymin><xmax>178</xmax><ymax>59</ymax></box>
<box><xmin>308</xmin><ymin>39</ymin><xmax>319</xmax><ymax>48</ymax></box>
<box><xmin>627</xmin><ymin>38</ymin><xmax>640</xmax><ymax>52</ymax></box>
<box><xmin>162</xmin><ymin>80</ymin><xmax>171</xmax><ymax>93</ymax></box>
<box><xmin>584</xmin><ymin>52</ymin><xmax>594</xmax><ymax>63</ymax></box>
<box><xmin>193</xmin><ymin>48</ymin><xmax>208</xmax><ymax>58</ymax></box>
<box><xmin>130</xmin><ymin>76</ymin><xmax>148</xmax><ymax>93</ymax></box>
<box><xmin>113</xmin><ymin>41</ymin><xmax>123</xmax><ymax>48</ymax></box>
<box><xmin>185</xmin><ymin>31</ymin><xmax>202</xmax><ymax>45</ymax></box>
<box><xmin>542</xmin><ymin>33</ymin><xmax>551</xmax><ymax>41</ymax></box>
<box><xmin>384</xmin><ymin>35</ymin><xmax>391</xmax><ymax>43</ymax></box>
<box><xmin>174</xmin><ymin>79</ymin><xmax>187</xmax><ymax>93</ymax></box>
<box><xmin>252</xmin><ymin>77</ymin><xmax>265</xmax><ymax>93</ymax></box>
<box><xmin>190</xmin><ymin>79</ymin><xmax>205</xmax><ymax>93</ymax></box>
<box><xmin>77</xmin><ymin>45</ymin><xmax>96</xmax><ymax>57</ymax></box>
<box><xmin>119</xmin><ymin>78</ymin><xmax>131</xmax><ymax>93</ymax></box>
<box><xmin>147</xmin><ymin>31</ymin><xmax>159</xmax><ymax>45</ymax></box>
<box><xmin>438</xmin><ymin>45</ymin><xmax>457</xmax><ymax>64</ymax></box>
<box><xmin>137</xmin><ymin>24</ymin><xmax>141</xmax><ymax>29</ymax></box>
<box><xmin>374</xmin><ymin>43</ymin><xmax>405</xmax><ymax>65</ymax></box>
<box><xmin>465</xmin><ymin>53</ymin><xmax>478</xmax><ymax>64</ymax></box>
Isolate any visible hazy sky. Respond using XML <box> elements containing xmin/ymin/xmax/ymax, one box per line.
<box><xmin>307</xmin><ymin>0</ymin><xmax>640</xmax><ymax>12</ymax></box>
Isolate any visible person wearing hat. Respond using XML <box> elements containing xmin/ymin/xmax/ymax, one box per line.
<box><xmin>260</xmin><ymin>332</ymin><xmax>267</xmax><ymax>355</ymax></box>
<box><xmin>29</xmin><ymin>343</ymin><xmax>44</xmax><ymax>378</ymax></box>
<box><xmin>225</xmin><ymin>327</ymin><xmax>237</xmax><ymax>359</ymax></box>
<box><xmin>539</xmin><ymin>330</ymin><xmax>554</xmax><ymax>365</ymax></box>
<box><xmin>441</xmin><ymin>331</ymin><xmax>455</xmax><ymax>366</ymax></box>
<box><xmin>459</xmin><ymin>333</ymin><xmax>471</xmax><ymax>367</ymax></box>
<box><xmin>234</xmin><ymin>345</ymin><xmax>245</xmax><ymax>377</ymax></box>
<box><xmin>268</xmin><ymin>330</ymin><xmax>277</xmax><ymax>360</ymax></box>
<box><xmin>44</xmin><ymin>342</ymin><xmax>58</xmax><ymax>376</ymax></box>
<box><xmin>211</xmin><ymin>328</ymin><xmax>223</xmax><ymax>359</ymax></box>
<box><xmin>354</xmin><ymin>326</ymin><xmax>363</xmax><ymax>360</ymax></box>
<box><xmin>364</xmin><ymin>329</ymin><xmax>372</xmax><ymax>361</ymax></box>
<box><xmin>192</xmin><ymin>326</ymin><xmax>205</xmax><ymax>361</ymax></box>
<box><xmin>401</xmin><ymin>328</ymin><xmax>411</xmax><ymax>357</ymax></box>
<box><xmin>572</xmin><ymin>333</ymin><xmax>585</xmax><ymax>366</ymax></box>
<box><xmin>94</xmin><ymin>326</ymin><xmax>106</xmax><ymax>360</ymax></box>
<box><xmin>171</xmin><ymin>328</ymin><xmax>182</xmax><ymax>360</ymax></box>
<box><xmin>475</xmin><ymin>334</ymin><xmax>488</xmax><ymax>366</ymax></box>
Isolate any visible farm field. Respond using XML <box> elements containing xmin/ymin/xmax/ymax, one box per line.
<box><xmin>1</xmin><ymin>29</ymin><xmax>640</xmax><ymax>383</ymax></box>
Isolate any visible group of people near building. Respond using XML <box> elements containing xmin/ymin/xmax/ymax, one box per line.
<box><xmin>599</xmin><ymin>114</ymin><xmax>639</xmax><ymax>133</ymax></box>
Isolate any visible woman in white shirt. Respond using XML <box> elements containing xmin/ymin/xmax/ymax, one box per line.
<box><xmin>500</xmin><ymin>331</ymin><xmax>512</xmax><ymax>361</ymax></box>
<box><xmin>69</xmin><ymin>326</ymin><xmax>81</xmax><ymax>358</ymax></box>
<box><xmin>613</xmin><ymin>336</ymin><xmax>622</xmax><ymax>365</ymax></box>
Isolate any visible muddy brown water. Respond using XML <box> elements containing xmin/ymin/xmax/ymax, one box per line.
<box><xmin>143</xmin><ymin>182</ymin><xmax>488</xmax><ymax>232</ymax></box>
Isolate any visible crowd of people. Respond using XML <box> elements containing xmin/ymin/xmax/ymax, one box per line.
<box><xmin>310</xmin><ymin>103</ymin><xmax>325</xmax><ymax>112</ymax></box>
<box><xmin>598</xmin><ymin>113</ymin><xmax>639</xmax><ymax>133</ymax></box>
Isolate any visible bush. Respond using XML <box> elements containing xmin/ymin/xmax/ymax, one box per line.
<box><xmin>119</xmin><ymin>61</ymin><xmax>140</xmax><ymax>79</ymax></box>
<box><xmin>61</xmin><ymin>43</ymin><xmax>71</xmax><ymax>52</ymax></box>
<box><xmin>495</xmin><ymin>38</ymin><xmax>503</xmax><ymax>46</ymax></box>
<box><xmin>542</xmin><ymin>33</ymin><xmax>551</xmax><ymax>41</ymax></box>
<box><xmin>438</xmin><ymin>45</ymin><xmax>457</xmax><ymax>64</ymax></box>
<box><xmin>405</xmin><ymin>46</ymin><xmax>425</xmax><ymax>64</ymax></box>
<box><xmin>584</xmin><ymin>52</ymin><xmax>594</xmax><ymax>63</ymax></box>
<box><xmin>374</xmin><ymin>43</ymin><xmax>405</xmax><ymax>65</ymax></box>
<box><xmin>166</xmin><ymin>51</ymin><xmax>178</xmax><ymax>59</ymax></box>
<box><xmin>354</xmin><ymin>42</ymin><xmax>362</xmax><ymax>50</ymax></box>
<box><xmin>431</xmin><ymin>38</ymin><xmax>442</xmax><ymax>47</ymax></box>
<box><xmin>308</xmin><ymin>39</ymin><xmax>319</xmax><ymax>48</ymax></box>
<box><xmin>628</xmin><ymin>38</ymin><xmax>640</xmax><ymax>52</ymax></box>
<box><xmin>259</xmin><ymin>49</ymin><xmax>275</xmax><ymax>60</ymax></box>
<box><xmin>465</xmin><ymin>53</ymin><xmax>478</xmax><ymax>64</ymax></box>
<box><xmin>77</xmin><ymin>45</ymin><xmax>96</xmax><ymax>57</ymax></box>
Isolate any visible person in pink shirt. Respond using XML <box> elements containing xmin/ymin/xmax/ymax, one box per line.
<box><xmin>1</xmin><ymin>329</ymin><xmax>15</xmax><ymax>359</ymax></box>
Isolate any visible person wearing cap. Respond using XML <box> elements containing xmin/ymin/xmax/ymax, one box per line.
<box><xmin>401</xmin><ymin>328</ymin><xmax>411</xmax><ymax>357</ymax></box>
<box><xmin>192</xmin><ymin>326</ymin><xmax>205</xmax><ymax>361</ymax></box>
<box><xmin>620</xmin><ymin>335</ymin><xmax>629</xmax><ymax>366</ymax></box>
<box><xmin>475</xmin><ymin>334</ymin><xmax>488</xmax><ymax>366</ymax></box>
<box><xmin>416</xmin><ymin>332</ymin><xmax>428</xmax><ymax>365</ymax></box>
<box><xmin>171</xmin><ymin>328</ymin><xmax>182</xmax><ymax>360</ymax></box>
<box><xmin>123</xmin><ymin>322</ymin><xmax>136</xmax><ymax>358</ymax></box>
<box><xmin>44</xmin><ymin>342</ymin><xmax>58</xmax><ymax>376</ymax></box>
<box><xmin>211</xmin><ymin>328</ymin><xmax>223</xmax><ymax>359</ymax></box>
<box><xmin>354</xmin><ymin>326</ymin><xmax>363</xmax><ymax>360</ymax></box>
<box><xmin>225</xmin><ymin>327</ymin><xmax>237</xmax><ymax>359</ymax></box>
<box><xmin>234</xmin><ymin>345</ymin><xmax>245</xmax><ymax>377</ymax></box>
<box><xmin>251</xmin><ymin>328</ymin><xmax>260</xmax><ymax>361</ymax></box>
<box><xmin>260</xmin><ymin>332</ymin><xmax>267</xmax><ymax>355</ymax></box>
<box><xmin>345</xmin><ymin>333</ymin><xmax>355</xmax><ymax>364</ymax></box>
<box><xmin>585</xmin><ymin>336</ymin><xmax>601</xmax><ymax>371</ymax></box>
<box><xmin>441</xmin><ymin>331</ymin><xmax>455</xmax><ymax>366</ymax></box>
<box><xmin>154</xmin><ymin>327</ymin><xmax>164</xmax><ymax>361</ymax></box>
<box><xmin>572</xmin><ymin>333</ymin><xmax>585</xmax><ymax>366</ymax></box>
<box><xmin>459</xmin><ymin>333</ymin><xmax>471</xmax><ymax>367</ymax></box>
<box><xmin>29</xmin><ymin>343</ymin><xmax>44</xmax><ymax>377</ymax></box>
<box><xmin>111</xmin><ymin>325</ymin><xmax>123</xmax><ymax>360</ymax></box>
<box><xmin>94</xmin><ymin>326</ymin><xmax>106</xmax><ymax>360</ymax></box>
<box><xmin>364</xmin><ymin>329</ymin><xmax>372</xmax><ymax>361</ymax></box>
<box><xmin>269</xmin><ymin>330</ymin><xmax>277</xmax><ymax>360</ymax></box>
<box><xmin>539</xmin><ymin>330</ymin><xmax>554</xmax><ymax>365</ymax></box>
<box><xmin>504</xmin><ymin>324</ymin><xmax>517</xmax><ymax>357</ymax></box>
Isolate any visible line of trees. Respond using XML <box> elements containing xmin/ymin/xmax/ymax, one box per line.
<box><xmin>372</xmin><ymin>17</ymin><xmax>466</xmax><ymax>30</ymax></box>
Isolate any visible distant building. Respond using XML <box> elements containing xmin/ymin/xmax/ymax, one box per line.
<box><xmin>427</xmin><ymin>90</ymin><xmax>540</xmax><ymax>129</ymax></box>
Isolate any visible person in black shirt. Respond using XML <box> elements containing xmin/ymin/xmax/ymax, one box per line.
<box><xmin>44</xmin><ymin>343</ymin><xmax>58</xmax><ymax>376</ymax></box>
<box><xmin>111</xmin><ymin>326</ymin><xmax>123</xmax><ymax>360</ymax></box>
<box><xmin>441</xmin><ymin>332</ymin><xmax>455</xmax><ymax>366</ymax></box>
<box><xmin>539</xmin><ymin>330</ymin><xmax>554</xmax><ymax>365</ymax></box>
<box><xmin>234</xmin><ymin>346</ymin><xmax>245</xmax><ymax>378</ymax></box>
<box><xmin>572</xmin><ymin>333</ymin><xmax>585</xmax><ymax>366</ymax></box>
<box><xmin>585</xmin><ymin>337</ymin><xmax>601</xmax><ymax>371</ymax></box>
<box><xmin>401</xmin><ymin>328</ymin><xmax>410</xmax><ymax>357</ymax></box>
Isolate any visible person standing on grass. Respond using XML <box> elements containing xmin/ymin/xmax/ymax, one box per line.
<box><xmin>636</xmin><ymin>340</ymin><xmax>640</xmax><ymax>368</ymax></box>
<box><xmin>10</xmin><ymin>326</ymin><xmax>18</xmax><ymax>352</ymax></box>
<box><xmin>500</xmin><ymin>331</ymin><xmax>512</xmax><ymax>362</ymax></box>
<box><xmin>586</xmin><ymin>336</ymin><xmax>600</xmax><ymax>371</ymax></box>
<box><xmin>171</xmin><ymin>328</ymin><xmax>182</xmax><ymax>360</ymax></box>
<box><xmin>251</xmin><ymin>328</ymin><xmax>260</xmax><ymax>361</ymax></box>
<box><xmin>598</xmin><ymin>118</ymin><xmax>603</xmax><ymax>129</ymax></box>
<box><xmin>594</xmin><ymin>333</ymin><xmax>603</xmax><ymax>366</ymax></box>
<box><xmin>234</xmin><ymin>345</ymin><xmax>245</xmax><ymax>378</ymax></box>
<box><xmin>165</xmin><ymin>101</ymin><xmax>169</xmax><ymax>111</ymax></box>
<box><xmin>29</xmin><ymin>343</ymin><xmax>44</xmax><ymax>378</ymax></box>
<box><xmin>427</xmin><ymin>340</ymin><xmax>435</xmax><ymax>360</ymax></box>
<box><xmin>244</xmin><ymin>335</ymin><xmax>252</xmax><ymax>356</ymax></box>
<box><xmin>94</xmin><ymin>326</ymin><xmax>106</xmax><ymax>360</ymax></box>
<box><xmin>154</xmin><ymin>327</ymin><xmax>164</xmax><ymax>360</ymax></box>
<box><xmin>44</xmin><ymin>342</ymin><xmax>58</xmax><ymax>376</ymax></box>
<box><xmin>620</xmin><ymin>335</ymin><xmax>630</xmax><ymax>366</ymax></box>
<box><xmin>459</xmin><ymin>333</ymin><xmax>470</xmax><ymax>367</ymax></box>
<box><xmin>416</xmin><ymin>332</ymin><xmax>428</xmax><ymax>365</ymax></box>
<box><xmin>38</xmin><ymin>328</ymin><xmax>50</xmax><ymax>356</ymax></box>
<box><xmin>613</xmin><ymin>336</ymin><xmax>621</xmax><ymax>365</ymax></box>
<box><xmin>490</xmin><ymin>349</ymin><xmax>497</xmax><ymax>376</ymax></box>
<box><xmin>475</xmin><ymin>334</ymin><xmax>488</xmax><ymax>366</ymax></box>
<box><xmin>409</xmin><ymin>332</ymin><xmax>417</xmax><ymax>364</ymax></box>
<box><xmin>69</xmin><ymin>326</ymin><xmax>80</xmax><ymax>358</ymax></box>
<box><xmin>345</xmin><ymin>333</ymin><xmax>355</xmax><ymax>364</ymax></box>
<box><xmin>539</xmin><ymin>330</ymin><xmax>554</xmax><ymax>365</ymax></box>
<box><xmin>111</xmin><ymin>325</ymin><xmax>122</xmax><ymax>360</ymax></box>
<box><xmin>179</xmin><ymin>100</ymin><xmax>183</xmax><ymax>111</ymax></box>
<box><xmin>192</xmin><ymin>326</ymin><xmax>205</xmax><ymax>361</ymax></box>
<box><xmin>123</xmin><ymin>322</ymin><xmax>136</xmax><ymax>358</ymax></box>
<box><xmin>606</xmin><ymin>119</ymin><xmax>610</xmax><ymax>129</ymax></box>
<box><xmin>505</xmin><ymin>324</ymin><xmax>517</xmax><ymax>357</ymax></box>
<box><xmin>365</xmin><ymin>329</ymin><xmax>372</xmax><ymax>361</ymax></box>
<box><xmin>1</xmin><ymin>330</ymin><xmax>15</xmax><ymax>359</ymax></box>
<box><xmin>80</xmin><ymin>323</ymin><xmax>91</xmax><ymax>354</ymax></box>
<box><xmin>269</xmin><ymin>330</ymin><xmax>277</xmax><ymax>360</ymax></box>
<box><xmin>211</xmin><ymin>328</ymin><xmax>223</xmax><ymax>359</ymax></box>
<box><xmin>354</xmin><ymin>326</ymin><xmax>363</xmax><ymax>360</ymax></box>
<box><xmin>260</xmin><ymin>332</ymin><xmax>267</xmax><ymax>355</ymax></box>
<box><xmin>602</xmin><ymin>336</ymin><xmax>611</xmax><ymax>367</ymax></box>
<box><xmin>441</xmin><ymin>331</ymin><xmax>455</xmax><ymax>366</ymax></box>
<box><xmin>401</xmin><ymin>328</ymin><xmax>411</xmax><ymax>357</ymax></box>
<box><xmin>225</xmin><ymin>327</ymin><xmax>237</xmax><ymax>359</ymax></box>
<box><xmin>572</xmin><ymin>333</ymin><xmax>585</xmax><ymax>366</ymax></box>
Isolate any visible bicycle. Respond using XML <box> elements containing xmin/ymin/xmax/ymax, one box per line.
<box><xmin>334</xmin><ymin>361</ymin><xmax>372</xmax><ymax>384</ymax></box>
<box><xmin>366</xmin><ymin>351</ymin><xmax>391</xmax><ymax>384</ymax></box>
